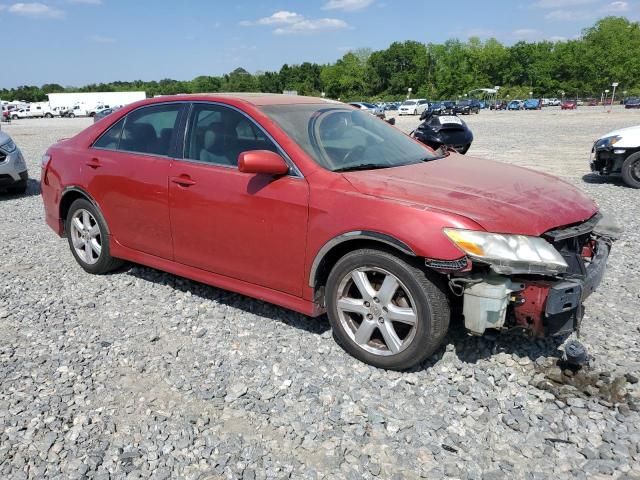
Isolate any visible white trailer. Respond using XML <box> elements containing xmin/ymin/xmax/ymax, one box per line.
<box><xmin>47</xmin><ymin>92</ymin><xmax>146</xmax><ymax>117</ymax></box>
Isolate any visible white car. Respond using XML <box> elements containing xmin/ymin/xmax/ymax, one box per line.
<box><xmin>398</xmin><ymin>99</ymin><xmax>429</xmax><ymax>116</ymax></box>
<box><xmin>0</xmin><ymin>131</ymin><xmax>28</xmax><ymax>193</ymax></box>
<box><xmin>591</xmin><ymin>124</ymin><xmax>640</xmax><ymax>188</ymax></box>
<box><xmin>349</xmin><ymin>102</ymin><xmax>385</xmax><ymax>119</ymax></box>
<box><xmin>10</xmin><ymin>105</ymin><xmax>54</xmax><ymax>119</ymax></box>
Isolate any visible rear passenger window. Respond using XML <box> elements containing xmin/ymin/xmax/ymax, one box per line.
<box><xmin>93</xmin><ymin>118</ymin><xmax>125</xmax><ymax>150</ymax></box>
<box><xmin>185</xmin><ymin>103</ymin><xmax>277</xmax><ymax>166</ymax></box>
<box><xmin>119</xmin><ymin>104</ymin><xmax>181</xmax><ymax>157</ymax></box>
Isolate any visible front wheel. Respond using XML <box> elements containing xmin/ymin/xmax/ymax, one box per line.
<box><xmin>326</xmin><ymin>249</ymin><xmax>450</xmax><ymax>370</ymax></box>
<box><xmin>622</xmin><ymin>152</ymin><xmax>640</xmax><ymax>188</ymax></box>
<box><xmin>66</xmin><ymin>198</ymin><xmax>124</xmax><ymax>274</ymax></box>
<box><xmin>69</xmin><ymin>113</ymin><xmax>75</xmax><ymax>118</ymax></box>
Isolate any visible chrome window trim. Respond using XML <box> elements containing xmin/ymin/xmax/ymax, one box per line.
<box><xmin>180</xmin><ymin>101</ymin><xmax>304</xmax><ymax>179</ymax></box>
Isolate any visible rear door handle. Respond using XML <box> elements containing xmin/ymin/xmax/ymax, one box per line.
<box><xmin>171</xmin><ymin>175</ymin><xmax>196</xmax><ymax>187</ymax></box>
<box><xmin>86</xmin><ymin>157</ymin><xmax>101</xmax><ymax>169</ymax></box>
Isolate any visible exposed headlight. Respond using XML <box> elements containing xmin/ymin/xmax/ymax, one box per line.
<box><xmin>443</xmin><ymin>228</ymin><xmax>568</xmax><ymax>275</ymax></box>
<box><xmin>595</xmin><ymin>135</ymin><xmax>622</xmax><ymax>149</ymax></box>
<box><xmin>0</xmin><ymin>139</ymin><xmax>17</xmax><ymax>154</ymax></box>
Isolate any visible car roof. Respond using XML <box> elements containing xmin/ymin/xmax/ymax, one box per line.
<box><xmin>142</xmin><ymin>93</ymin><xmax>338</xmax><ymax>107</ymax></box>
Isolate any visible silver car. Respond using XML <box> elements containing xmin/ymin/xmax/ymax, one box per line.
<box><xmin>349</xmin><ymin>102</ymin><xmax>385</xmax><ymax>119</ymax></box>
<box><xmin>0</xmin><ymin>130</ymin><xmax>28</xmax><ymax>194</ymax></box>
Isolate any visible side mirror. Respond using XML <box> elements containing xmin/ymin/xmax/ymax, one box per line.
<box><xmin>238</xmin><ymin>150</ymin><xmax>289</xmax><ymax>176</ymax></box>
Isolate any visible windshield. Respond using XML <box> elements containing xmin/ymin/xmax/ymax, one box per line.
<box><xmin>402</xmin><ymin>100</ymin><xmax>417</xmax><ymax>106</ymax></box>
<box><xmin>457</xmin><ymin>100</ymin><xmax>470</xmax><ymax>106</ymax></box>
<box><xmin>261</xmin><ymin>104</ymin><xmax>438</xmax><ymax>172</ymax></box>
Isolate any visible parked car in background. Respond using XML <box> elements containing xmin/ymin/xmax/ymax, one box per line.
<box><xmin>384</xmin><ymin>102</ymin><xmax>399</xmax><ymax>111</ymax></box>
<box><xmin>349</xmin><ymin>102</ymin><xmax>385</xmax><ymax>119</ymax></box>
<box><xmin>490</xmin><ymin>101</ymin><xmax>507</xmax><ymax>110</ymax></box>
<box><xmin>591</xmin><ymin>125</ymin><xmax>640</xmax><ymax>188</ymax></box>
<box><xmin>548</xmin><ymin>98</ymin><xmax>561</xmax><ymax>106</ymax></box>
<box><xmin>507</xmin><ymin>100</ymin><xmax>524</xmax><ymax>110</ymax></box>
<box><xmin>93</xmin><ymin>107</ymin><xmax>117</xmax><ymax>123</ymax></box>
<box><xmin>398</xmin><ymin>99</ymin><xmax>429</xmax><ymax>116</ymax></box>
<box><xmin>0</xmin><ymin>131</ymin><xmax>28</xmax><ymax>193</ymax></box>
<box><xmin>523</xmin><ymin>99</ymin><xmax>541</xmax><ymax>110</ymax></box>
<box><xmin>41</xmin><ymin>93</ymin><xmax>616</xmax><ymax>370</ymax></box>
<box><xmin>412</xmin><ymin>113</ymin><xmax>473</xmax><ymax>154</ymax></box>
<box><xmin>561</xmin><ymin>100</ymin><xmax>577</xmax><ymax>110</ymax></box>
<box><xmin>624</xmin><ymin>97</ymin><xmax>640</xmax><ymax>109</ymax></box>
<box><xmin>453</xmin><ymin>100</ymin><xmax>480</xmax><ymax>115</ymax></box>
<box><xmin>10</xmin><ymin>104</ymin><xmax>54</xmax><ymax>119</ymax></box>
<box><xmin>576</xmin><ymin>99</ymin><xmax>585</xmax><ymax>106</ymax></box>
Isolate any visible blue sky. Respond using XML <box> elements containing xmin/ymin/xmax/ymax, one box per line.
<box><xmin>1</xmin><ymin>0</ymin><xmax>638</xmax><ymax>88</ymax></box>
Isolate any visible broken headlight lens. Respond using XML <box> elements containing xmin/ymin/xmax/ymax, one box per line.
<box><xmin>443</xmin><ymin>228</ymin><xmax>568</xmax><ymax>275</ymax></box>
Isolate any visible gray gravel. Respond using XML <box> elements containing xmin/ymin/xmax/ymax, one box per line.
<box><xmin>1</xmin><ymin>110</ymin><xmax>639</xmax><ymax>479</ymax></box>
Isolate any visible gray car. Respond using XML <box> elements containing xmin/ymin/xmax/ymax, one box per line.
<box><xmin>0</xmin><ymin>130</ymin><xmax>28</xmax><ymax>193</ymax></box>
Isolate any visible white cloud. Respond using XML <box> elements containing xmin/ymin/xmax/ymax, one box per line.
<box><xmin>512</xmin><ymin>28</ymin><xmax>540</xmax><ymax>38</ymax></box>
<box><xmin>544</xmin><ymin>9</ymin><xmax>593</xmax><ymax>20</ymax></box>
<box><xmin>67</xmin><ymin>0</ymin><xmax>101</xmax><ymax>4</ymax></box>
<box><xmin>322</xmin><ymin>0</ymin><xmax>374</xmax><ymax>11</ymax></box>
<box><xmin>8</xmin><ymin>3</ymin><xmax>64</xmax><ymax>18</ymax></box>
<box><xmin>549</xmin><ymin>35</ymin><xmax>568</xmax><ymax>41</ymax></box>
<box><xmin>603</xmin><ymin>1</ymin><xmax>629</xmax><ymax>12</ymax></box>
<box><xmin>240</xmin><ymin>10</ymin><xmax>304</xmax><ymax>26</ymax></box>
<box><xmin>88</xmin><ymin>34</ymin><xmax>115</xmax><ymax>43</ymax></box>
<box><xmin>533</xmin><ymin>0</ymin><xmax>596</xmax><ymax>7</ymax></box>
<box><xmin>274</xmin><ymin>18</ymin><xmax>348</xmax><ymax>35</ymax></box>
<box><xmin>241</xmin><ymin>10</ymin><xmax>349</xmax><ymax>35</ymax></box>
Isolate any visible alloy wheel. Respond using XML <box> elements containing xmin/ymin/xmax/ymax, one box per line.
<box><xmin>70</xmin><ymin>209</ymin><xmax>102</xmax><ymax>265</ymax></box>
<box><xmin>336</xmin><ymin>267</ymin><xmax>418</xmax><ymax>356</ymax></box>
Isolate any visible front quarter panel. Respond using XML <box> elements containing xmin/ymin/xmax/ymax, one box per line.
<box><xmin>304</xmin><ymin>173</ymin><xmax>483</xmax><ymax>292</ymax></box>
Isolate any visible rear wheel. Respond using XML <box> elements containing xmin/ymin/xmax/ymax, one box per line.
<box><xmin>326</xmin><ymin>248</ymin><xmax>450</xmax><ymax>370</ymax></box>
<box><xmin>621</xmin><ymin>152</ymin><xmax>640</xmax><ymax>189</ymax></box>
<box><xmin>66</xmin><ymin>198</ymin><xmax>124</xmax><ymax>274</ymax></box>
<box><xmin>69</xmin><ymin>113</ymin><xmax>75</xmax><ymax>118</ymax></box>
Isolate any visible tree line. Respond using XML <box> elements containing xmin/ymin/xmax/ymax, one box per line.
<box><xmin>2</xmin><ymin>17</ymin><xmax>639</xmax><ymax>103</ymax></box>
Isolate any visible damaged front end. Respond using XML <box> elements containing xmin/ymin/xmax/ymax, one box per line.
<box><xmin>432</xmin><ymin>212</ymin><xmax>620</xmax><ymax>338</ymax></box>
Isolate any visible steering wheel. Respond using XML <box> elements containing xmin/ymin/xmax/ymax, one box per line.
<box><xmin>342</xmin><ymin>145</ymin><xmax>367</xmax><ymax>165</ymax></box>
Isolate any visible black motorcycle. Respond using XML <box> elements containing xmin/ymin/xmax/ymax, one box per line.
<box><xmin>411</xmin><ymin>112</ymin><xmax>473</xmax><ymax>154</ymax></box>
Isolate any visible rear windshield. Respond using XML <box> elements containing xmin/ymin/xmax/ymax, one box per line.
<box><xmin>260</xmin><ymin>104</ymin><xmax>437</xmax><ymax>172</ymax></box>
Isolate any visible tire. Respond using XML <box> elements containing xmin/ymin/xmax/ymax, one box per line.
<box><xmin>45</xmin><ymin>113</ymin><xmax>53</xmax><ymax>118</ymax></box>
<box><xmin>325</xmin><ymin>248</ymin><xmax>450</xmax><ymax>370</ymax></box>
<box><xmin>69</xmin><ymin>113</ymin><xmax>76</xmax><ymax>118</ymax></box>
<box><xmin>621</xmin><ymin>151</ymin><xmax>640</xmax><ymax>189</ymax></box>
<box><xmin>11</xmin><ymin>115</ymin><xmax>18</xmax><ymax>120</ymax></box>
<box><xmin>413</xmin><ymin>109</ymin><xmax>418</xmax><ymax>115</ymax></box>
<box><xmin>65</xmin><ymin>198</ymin><xmax>124</xmax><ymax>274</ymax></box>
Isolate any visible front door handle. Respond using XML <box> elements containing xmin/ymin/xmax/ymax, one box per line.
<box><xmin>171</xmin><ymin>175</ymin><xmax>196</xmax><ymax>187</ymax></box>
<box><xmin>86</xmin><ymin>157</ymin><xmax>101</xmax><ymax>169</ymax></box>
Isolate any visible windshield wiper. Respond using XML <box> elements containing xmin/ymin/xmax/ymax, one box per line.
<box><xmin>332</xmin><ymin>163</ymin><xmax>393</xmax><ymax>172</ymax></box>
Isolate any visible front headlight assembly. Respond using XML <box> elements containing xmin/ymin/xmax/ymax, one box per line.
<box><xmin>0</xmin><ymin>139</ymin><xmax>17</xmax><ymax>154</ymax></box>
<box><xmin>443</xmin><ymin>228</ymin><xmax>568</xmax><ymax>275</ymax></box>
<box><xmin>594</xmin><ymin>135</ymin><xmax>622</xmax><ymax>149</ymax></box>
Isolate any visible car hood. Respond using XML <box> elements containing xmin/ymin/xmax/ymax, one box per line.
<box><xmin>598</xmin><ymin>124</ymin><xmax>640</xmax><ymax>139</ymax></box>
<box><xmin>343</xmin><ymin>156</ymin><xmax>598</xmax><ymax>236</ymax></box>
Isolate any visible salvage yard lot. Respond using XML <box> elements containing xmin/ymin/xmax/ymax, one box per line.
<box><xmin>1</xmin><ymin>108</ymin><xmax>639</xmax><ymax>479</ymax></box>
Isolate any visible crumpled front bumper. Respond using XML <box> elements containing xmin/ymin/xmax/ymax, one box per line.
<box><xmin>461</xmin><ymin>238</ymin><xmax>611</xmax><ymax>338</ymax></box>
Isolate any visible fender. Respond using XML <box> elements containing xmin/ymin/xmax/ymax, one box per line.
<box><xmin>308</xmin><ymin>230</ymin><xmax>416</xmax><ymax>287</ymax></box>
<box><xmin>59</xmin><ymin>186</ymin><xmax>111</xmax><ymax>235</ymax></box>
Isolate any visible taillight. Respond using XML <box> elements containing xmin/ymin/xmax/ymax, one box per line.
<box><xmin>41</xmin><ymin>154</ymin><xmax>51</xmax><ymax>168</ymax></box>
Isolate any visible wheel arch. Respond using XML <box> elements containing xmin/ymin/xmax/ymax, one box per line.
<box><xmin>59</xmin><ymin>186</ymin><xmax>106</xmax><ymax>235</ymax></box>
<box><xmin>309</xmin><ymin>231</ymin><xmax>417</xmax><ymax>292</ymax></box>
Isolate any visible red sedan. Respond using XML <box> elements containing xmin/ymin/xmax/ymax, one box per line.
<box><xmin>41</xmin><ymin>94</ymin><xmax>614</xmax><ymax>370</ymax></box>
<box><xmin>561</xmin><ymin>100</ymin><xmax>577</xmax><ymax>110</ymax></box>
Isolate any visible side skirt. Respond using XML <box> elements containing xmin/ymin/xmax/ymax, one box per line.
<box><xmin>110</xmin><ymin>239</ymin><xmax>325</xmax><ymax>318</ymax></box>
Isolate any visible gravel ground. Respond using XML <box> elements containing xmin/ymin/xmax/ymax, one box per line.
<box><xmin>1</xmin><ymin>108</ymin><xmax>639</xmax><ymax>480</ymax></box>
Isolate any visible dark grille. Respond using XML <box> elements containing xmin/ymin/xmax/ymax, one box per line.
<box><xmin>543</xmin><ymin>214</ymin><xmax>600</xmax><ymax>276</ymax></box>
